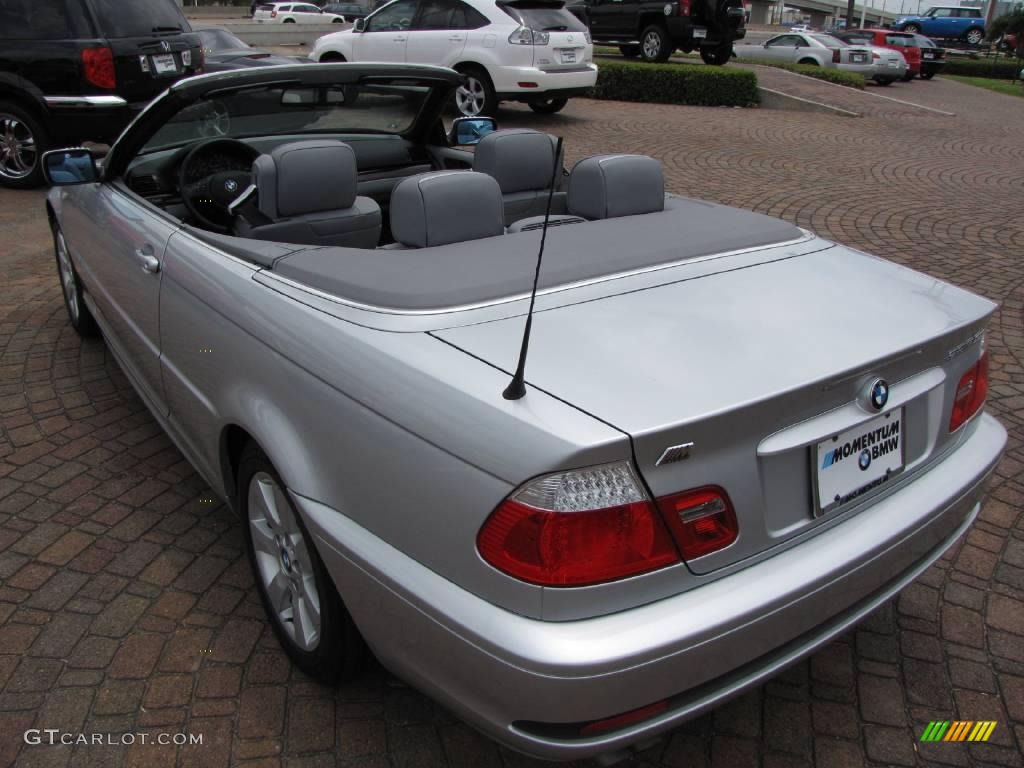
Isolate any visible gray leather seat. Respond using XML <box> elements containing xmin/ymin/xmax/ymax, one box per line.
<box><xmin>383</xmin><ymin>171</ymin><xmax>505</xmax><ymax>249</ymax></box>
<box><xmin>236</xmin><ymin>139</ymin><xmax>381</xmax><ymax>248</ymax></box>
<box><xmin>472</xmin><ymin>128</ymin><xmax>566</xmax><ymax>226</ymax></box>
<box><xmin>568</xmin><ymin>154</ymin><xmax>665</xmax><ymax>220</ymax></box>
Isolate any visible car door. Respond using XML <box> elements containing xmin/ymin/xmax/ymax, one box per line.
<box><xmin>61</xmin><ymin>184</ymin><xmax>176</xmax><ymax>413</ymax></box>
<box><xmin>923</xmin><ymin>7</ymin><xmax>951</xmax><ymax>36</ymax></box>
<box><xmin>353</xmin><ymin>0</ymin><xmax>418</xmax><ymax>61</ymax></box>
<box><xmin>762</xmin><ymin>34</ymin><xmax>800</xmax><ymax>61</ymax></box>
<box><xmin>405</xmin><ymin>0</ymin><xmax>482</xmax><ymax>65</ymax></box>
<box><xmin>294</xmin><ymin>3</ymin><xmax>324</xmax><ymax>22</ymax></box>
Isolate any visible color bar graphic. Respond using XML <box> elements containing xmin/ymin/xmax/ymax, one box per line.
<box><xmin>920</xmin><ymin>721</ymin><xmax>996</xmax><ymax>742</ymax></box>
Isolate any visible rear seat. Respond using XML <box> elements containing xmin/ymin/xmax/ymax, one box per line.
<box><xmin>507</xmin><ymin>154</ymin><xmax>665</xmax><ymax>232</ymax></box>
<box><xmin>381</xmin><ymin>171</ymin><xmax>505</xmax><ymax>249</ymax></box>
<box><xmin>473</xmin><ymin>128</ymin><xmax>566</xmax><ymax>226</ymax></box>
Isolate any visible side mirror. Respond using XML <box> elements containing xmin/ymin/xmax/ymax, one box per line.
<box><xmin>353</xmin><ymin>17</ymin><xmax>366</xmax><ymax>31</ymax></box>
<box><xmin>448</xmin><ymin>116</ymin><xmax>497</xmax><ymax>146</ymax></box>
<box><xmin>42</xmin><ymin>148</ymin><xmax>98</xmax><ymax>186</ymax></box>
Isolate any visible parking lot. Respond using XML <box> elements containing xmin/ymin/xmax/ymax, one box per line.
<box><xmin>1</xmin><ymin>71</ymin><xmax>1023</xmax><ymax>768</ymax></box>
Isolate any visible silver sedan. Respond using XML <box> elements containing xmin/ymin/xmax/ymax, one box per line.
<box><xmin>735</xmin><ymin>32</ymin><xmax>875</xmax><ymax>76</ymax></box>
<box><xmin>859</xmin><ymin>44</ymin><xmax>909</xmax><ymax>84</ymax></box>
<box><xmin>42</xmin><ymin>64</ymin><xmax>1005</xmax><ymax>762</ymax></box>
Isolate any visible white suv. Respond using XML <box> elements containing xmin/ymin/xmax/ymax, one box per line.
<box><xmin>310</xmin><ymin>0</ymin><xmax>596</xmax><ymax>116</ymax></box>
<box><xmin>255</xmin><ymin>3</ymin><xmax>347</xmax><ymax>23</ymax></box>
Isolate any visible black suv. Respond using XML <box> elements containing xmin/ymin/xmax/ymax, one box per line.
<box><xmin>0</xmin><ymin>0</ymin><xmax>202</xmax><ymax>188</ymax></box>
<box><xmin>568</xmin><ymin>0</ymin><xmax>745</xmax><ymax>64</ymax></box>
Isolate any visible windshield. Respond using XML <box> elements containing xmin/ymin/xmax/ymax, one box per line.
<box><xmin>885</xmin><ymin>34</ymin><xmax>915</xmax><ymax>46</ymax></box>
<box><xmin>501</xmin><ymin>2</ymin><xmax>586</xmax><ymax>31</ymax></box>
<box><xmin>140</xmin><ymin>80</ymin><xmax>430</xmax><ymax>154</ymax></box>
<box><xmin>198</xmin><ymin>28</ymin><xmax>250</xmax><ymax>51</ymax></box>
<box><xmin>89</xmin><ymin>0</ymin><xmax>189</xmax><ymax>37</ymax></box>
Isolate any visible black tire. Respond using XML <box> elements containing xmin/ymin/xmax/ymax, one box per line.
<box><xmin>639</xmin><ymin>24</ymin><xmax>671</xmax><ymax>62</ymax></box>
<box><xmin>964</xmin><ymin>28</ymin><xmax>984</xmax><ymax>45</ymax></box>
<box><xmin>239</xmin><ymin>442</ymin><xmax>363</xmax><ymax>684</ymax></box>
<box><xmin>51</xmin><ymin>218</ymin><xmax>99</xmax><ymax>337</ymax></box>
<box><xmin>453</xmin><ymin>65</ymin><xmax>497</xmax><ymax>117</ymax></box>
<box><xmin>528</xmin><ymin>97</ymin><xmax>569</xmax><ymax>114</ymax></box>
<box><xmin>0</xmin><ymin>100</ymin><xmax>48</xmax><ymax>189</ymax></box>
<box><xmin>699</xmin><ymin>43</ymin><xmax>732</xmax><ymax>65</ymax></box>
<box><xmin>798</xmin><ymin>57</ymin><xmax>819</xmax><ymax>66</ymax></box>
<box><xmin>283</xmin><ymin>17</ymin><xmax>295</xmax><ymax>23</ymax></box>
<box><xmin>332</xmin><ymin>17</ymin><xmax>343</xmax><ymax>23</ymax></box>
<box><xmin>920</xmin><ymin>71</ymin><xmax>935</xmax><ymax>80</ymax></box>
<box><xmin>619</xmin><ymin>44</ymin><xmax>641</xmax><ymax>58</ymax></box>
<box><xmin>874</xmin><ymin>77</ymin><xmax>894</xmax><ymax>86</ymax></box>
<box><xmin>902</xmin><ymin>23</ymin><xmax>921</xmax><ymax>33</ymax></box>
<box><xmin>902</xmin><ymin>71</ymin><xmax>915</xmax><ymax>81</ymax></box>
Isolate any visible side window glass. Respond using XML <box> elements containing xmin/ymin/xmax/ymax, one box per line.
<box><xmin>0</xmin><ymin>0</ymin><xmax>75</xmax><ymax>39</ymax></box>
<box><xmin>367</xmin><ymin>0</ymin><xmax>418</xmax><ymax>31</ymax></box>
<box><xmin>415</xmin><ymin>0</ymin><xmax>455</xmax><ymax>30</ymax></box>
<box><xmin>451</xmin><ymin>1</ymin><xmax>488</xmax><ymax>29</ymax></box>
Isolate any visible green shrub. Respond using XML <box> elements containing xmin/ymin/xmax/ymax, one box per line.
<box><xmin>942</xmin><ymin>57</ymin><xmax>1022</xmax><ymax>80</ymax></box>
<box><xmin>736</xmin><ymin>59</ymin><xmax>866</xmax><ymax>89</ymax></box>
<box><xmin>592</xmin><ymin>60</ymin><xmax>759</xmax><ymax>107</ymax></box>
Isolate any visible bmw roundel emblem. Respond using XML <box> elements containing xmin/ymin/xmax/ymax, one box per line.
<box><xmin>858</xmin><ymin>449</ymin><xmax>872</xmax><ymax>471</ymax></box>
<box><xmin>869</xmin><ymin>378</ymin><xmax>889</xmax><ymax>410</ymax></box>
<box><xmin>224</xmin><ymin>179</ymin><xmax>238</xmax><ymax>193</ymax></box>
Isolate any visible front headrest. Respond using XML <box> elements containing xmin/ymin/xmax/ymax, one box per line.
<box><xmin>253</xmin><ymin>140</ymin><xmax>358</xmax><ymax>219</ymax></box>
<box><xmin>473</xmin><ymin>129</ymin><xmax>559</xmax><ymax>195</ymax></box>
<box><xmin>568</xmin><ymin>155</ymin><xmax>665</xmax><ymax>220</ymax></box>
<box><xmin>390</xmin><ymin>171</ymin><xmax>505</xmax><ymax>248</ymax></box>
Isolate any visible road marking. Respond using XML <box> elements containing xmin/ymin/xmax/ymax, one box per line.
<box><xmin>763</xmin><ymin>67</ymin><xmax>957</xmax><ymax>116</ymax></box>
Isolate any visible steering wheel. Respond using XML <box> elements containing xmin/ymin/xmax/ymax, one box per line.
<box><xmin>178</xmin><ymin>138</ymin><xmax>260</xmax><ymax>232</ymax></box>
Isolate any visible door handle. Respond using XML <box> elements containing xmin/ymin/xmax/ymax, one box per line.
<box><xmin>134</xmin><ymin>247</ymin><xmax>161</xmax><ymax>274</ymax></box>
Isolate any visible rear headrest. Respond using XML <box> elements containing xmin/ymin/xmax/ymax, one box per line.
<box><xmin>253</xmin><ymin>139</ymin><xmax>358</xmax><ymax>219</ymax></box>
<box><xmin>390</xmin><ymin>171</ymin><xmax>505</xmax><ymax>248</ymax></box>
<box><xmin>568</xmin><ymin>155</ymin><xmax>665</xmax><ymax>220</ymax></box>
<box><xmin>473</xmin><ymin>128</ymin><xmax>560</xmax><ymax>194</ymax></box>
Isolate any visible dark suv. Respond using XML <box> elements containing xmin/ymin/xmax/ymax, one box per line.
<box><xmin>568</xmin><ymin>0</ymin><xmax>745</xmax><ymax>64</ymax></box>
<box><xmin>0</xmin><ymin>0</ymin><xmax>202</xmax><ymax>188</ymax></box>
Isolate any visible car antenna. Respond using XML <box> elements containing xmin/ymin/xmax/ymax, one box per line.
<box><xmin>503</xmin><ymin>136</ymin><xmax>564</xmax><ymax>401</ymax></box>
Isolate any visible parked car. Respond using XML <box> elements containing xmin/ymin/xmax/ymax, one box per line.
<box><xmin>860</xmin><ymin>44</ymin><xmax>909</xmax><ymax>84</ymax></box>
<box><xmin>790</xmin><ymin>23</ymin><xmax>812</xmax><ymax>32</ymax></box>
<box><xmin>323</xmin><ymin>2</ymin><xmax>370</xmax><ymax>19</ymax></box>
<box><xmin>310</xmin><ymin>0</ymin><xmax>597</xmax><ymax>116</ymax></box>
<box><xmin>839</xmin><ymin>29</ymin><xmax>921</xmax><ymax>81</ymax></box>
<box><xmin>0</xmin><ymin>0</ymin><xmax>203</xmax><ymax>189</ymax></box>
<box><xmin>906</xmin><ymin>33</ymin><xmax>946</xmax><ymax>79</ymax></box>
<box><xmin>566</xmin><ymin>0</ymin><xmax>747</xmax><ymax>65</ymax></box>
<box><xmin>42</xmin><ymin>60</ymin><xmax>1006</xmax><ymax>764</ymax></box>
<box><xmin>196</xmin><ymin>27</ymin><xmax>310</xmax><ymax>71</ymax></box>
<box><xmin>893</xmin><ymin>6</ymin><xmax>985</xmax><ymax>45</ymax></box>
<box><xmin>733</xmin><ymin>32</ymin><xmax>874</xmax><ymax>75</ymax></box>
<box><xmin>254</xmin><ymin>2</ymin><xmax>346</xmax><ymax>22</ymax></box>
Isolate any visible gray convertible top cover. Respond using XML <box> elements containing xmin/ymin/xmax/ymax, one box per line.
<box><xmin>269</xmin><ymin>196</ymin><xmax>802</xmax><ymax>311</ymax></box>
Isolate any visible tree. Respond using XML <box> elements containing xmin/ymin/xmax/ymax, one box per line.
<box><xmin>988</xmin><ymin>8</ymin><xmax>1024</xmax><ymax>58</ymax></box>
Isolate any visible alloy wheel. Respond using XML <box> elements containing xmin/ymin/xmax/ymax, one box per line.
<box><xmin>455</xmin><ymin>76</ymin><xmax>486</xmax><ymax>116</ymax></box>
<box><xmin>56</xmin><ymin>230</ymin><xmax>79</xmax><ymax>324</ymax></box>
<box><xmin>643</xmin><ymin>31</ymin><xmax>662</xmax><ymax>60</ymax></box>
<box><xmin>248</xmin><ymin>472</ymin><xmax>322</xmax><ymax>651</ymax></box>
<box><xmin>965</xmin><ymin>28</ymin><xmax>983</xmax><ymax>45</ymax></box>
<box><xmin>0</xmin><ymin>113</ymin><xmax>37</xmax><ymax>181</ymax></box>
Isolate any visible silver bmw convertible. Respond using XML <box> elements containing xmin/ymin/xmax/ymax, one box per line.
<box><xmin>44</xmin><ymin>64</ymin><xmax>1005</xmax><ymax>762</ymax></box>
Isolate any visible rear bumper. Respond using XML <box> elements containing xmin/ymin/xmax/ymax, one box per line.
<box><xmin>491</xmin><ymin>64</ymin><xmax>597</xmax><ymax>98</ymax></box>
<box><xmin>298</xmin><ymin>412</ymin><xmax>1005</xmax><ymax>761</ymax></box>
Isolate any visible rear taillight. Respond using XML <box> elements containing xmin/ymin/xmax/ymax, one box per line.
<box><xmin>678</xmin><ymin>0</ymin><xmax>692</xmax><ymax>16</ymax></box>
<box><xmin>949</xmin><ymin>351</ymin><xmax>989</xmax><ymax>432</ymax></box>
<box><xmin>508</xmin><ymin>26</ymin><xmax>550</xmax><ymax>45</ymax></box>
<box><xmin>477</xmin><ymin>462</ymin><xmax>679</xmax><ymax>586</ymax></box>
<box><xmin>82</xmin><ymin>46</ymin><xmax>116</xmax><ymax>90</ymax></box>
<box><xmin>656</xmin><ymin>486</ymin><xmax>738</xmax><ymax>560</ymax></box>
<box><xmin>873</xmin><ymin>51</ymin><xmax>881</xmax><ymax>59</ymax></box>
<box><xmin>271</xmin><ymin>9</ymin><xmax>277</xmax><ymax>16</ymax></box>
<box><xmin>832</xmin><ymin>48</ymin><xmax>841</xmax><ymax>63</ymax></box>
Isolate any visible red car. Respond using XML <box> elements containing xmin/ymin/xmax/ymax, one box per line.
<box><xmin>840</xmin><ymin>29</ymin><xmax>922</xmax><ymax>81</ymax></box>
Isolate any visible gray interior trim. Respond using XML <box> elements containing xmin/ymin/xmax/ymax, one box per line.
<box><xmin>270</xmin><ymin>196</ymin><xmax>803</xmax><ymax>311</ymax></box>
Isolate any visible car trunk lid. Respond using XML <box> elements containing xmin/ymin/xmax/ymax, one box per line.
<box><xmin>435</xmin><ymin>247</ymin><xmax>995</xmax><ymax>573</ymax></box>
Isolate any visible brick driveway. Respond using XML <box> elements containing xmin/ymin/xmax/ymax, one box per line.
<box><xmin>1</xmin><ymin>75</ymin><xmax>1023</xmax><ymax>768</ymax></box>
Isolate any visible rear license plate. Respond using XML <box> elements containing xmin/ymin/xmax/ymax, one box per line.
<box><xmin>814</xmin><ymin>409</ymin><xmax>904</xmax><ymax>516</ymax></box>
<box><xmin>560</xmin><ymin>49</ymin><xmax>577</xmax><ymax>64</ymax></box>
<box><xmin>151</xmin><ymin>53</ymin><xmax>178</xmax><ymax>75</ymax></box>
<box><xmin>923</xmin><ymin>52</ymin><xmax>934</xmax><ymax>59</ymax></box>
<box><xmin>693</xmin><ymin>27</ymin><xmax>707</xmax><ymax>39</ymax></box>
<box><xmin>851</xmin><ymin>53</ymin><xmax>867</xmax><ymax>62</ymax></box>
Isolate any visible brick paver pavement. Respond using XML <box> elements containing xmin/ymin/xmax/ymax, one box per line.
<box><xmin>1</xmin><ymin>74</ymin><xmax>1022</xmax><ymax>768</ymax></box>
